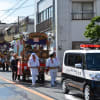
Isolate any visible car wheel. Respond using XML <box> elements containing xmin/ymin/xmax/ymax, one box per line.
<box><xmin>62</xmin><ymin>80</ymin><xmax>69</xmax><ymax>94</ymax></box>
<box><xmin>84</xmin><ymin>85</ymin><xmax>94</xmax><ymax>100</ymax></box>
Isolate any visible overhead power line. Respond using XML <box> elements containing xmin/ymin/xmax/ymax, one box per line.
<box><xmin>0</xmin><ymin>4</ymin><xmax>33</xmax><ymax>11</ymax></box>
<box><xmin>1</xmin><ymin>0</ymin><xmax>30</xmax><ymax>21</ymax></box>
<box><xmin>0</xmin><ymin>0</ymin><xmax>25</xmax><ymax>18</ymax></box>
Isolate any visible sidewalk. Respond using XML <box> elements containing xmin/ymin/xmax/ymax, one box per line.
<box><xmin>45</xmin><ymin>72</ymin><xmax>61</xmax><ymax>83</ymax></box>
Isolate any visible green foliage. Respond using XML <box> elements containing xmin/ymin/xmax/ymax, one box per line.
<box><xmin>84</xmin><ymin>16</ymin><xmax>100</xmax><ymax>43</ymax></box>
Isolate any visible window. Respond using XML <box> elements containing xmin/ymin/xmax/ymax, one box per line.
<box><xmin>49</xmin><ymin>6</ymin><xmax>53</xmax><ymax>18</ymax></box>
<box><xmin>41</xmin><ymin>11</ymin><xmax>44</xmax><ymax>22</ymax></box>
<box><xmin>38</xmin><ymin>13</ymin><xmax>41</xmax><ymax>23</ymax></box>
<box><xmin>46</xmin><ymin>8</ymin><xmax>49</xmax><ymax>20</ymax></box>
<box><xmin>38</xmin><ymin>6</ymin><xmax>53</xmax><ymax>23</ymax></box>
<box><xmin>86</xmin><ymin>53</ymin><xmax>100</xmax><ymax>70</ymax></box>
<box><xmin>64</xmin><ymin>54</ymin><xmax>68</xmax><ymax>65</ymax></box>
<box><xmin>67</xmin><ymin>54</ymin><xmax>83</xmax><ymax>67</ymax></box>
<box><xmin>44</xmin><ymin>10</ymin><xmax>47</xmax><ymax>21</ymax></box>
<box><xmin>72</xmin><ymin>2</ymin><xmax>94</xmax><ymax>20</ymax></box>
<box><xmin>75</xmin><ymin>54</ymin><xmax>82</xmax><ymax>64</ymax></box>
<box><xmin>68</xmin><ymin>54</ymin><xmax>76</xmax><ymax>67</ymax></box>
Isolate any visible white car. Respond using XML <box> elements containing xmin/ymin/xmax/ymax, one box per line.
<box><xmin>62</xmin><ymin>50</ymin><xmax>100</xmax><ymax>100</ymax></box>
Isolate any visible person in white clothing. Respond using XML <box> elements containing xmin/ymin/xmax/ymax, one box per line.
<box><xmin>52</xmin><ymin>52</ymin><xmax>60</xmax><ymax>84</ymax></box>
<box><xmin>53</xmin><ymin>52</ymin><xmax>60</xmax><ymax>67</ymax></box>
<box><xmin>28</xmin><ymin>53</ymin><xmax>40</xmax><ymax>86</ymax></box>
<box><xmin>46</xmin><ymin>53</ymin><xmax>58</xmax><ymax>87</ymax></box>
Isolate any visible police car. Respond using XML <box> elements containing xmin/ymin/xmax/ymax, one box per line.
<box><xmin>62</xmin><ymin>45</ymin><xmax>100</xmax><ymax>100</ymax></box>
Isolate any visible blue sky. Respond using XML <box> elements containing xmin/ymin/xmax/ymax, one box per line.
<box><xmin>0</xmin><ymin>0</ymin><xmax>35</xmax><ymax>23</ymax></box>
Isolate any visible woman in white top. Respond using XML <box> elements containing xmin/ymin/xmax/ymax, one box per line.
<box><xmin>46</xmin><ymin>53</ymin><xmax>58</xmax><ymax>87</ymax></box>
<box><xmin>28</xmin><ymin>53</ymin><xmax>40</xmax><ymax>86</ymax></box>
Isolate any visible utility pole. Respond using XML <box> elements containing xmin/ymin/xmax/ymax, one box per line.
<box><xmin>18</xmin><ymin>16</ymin><xmax>20</xmax><ymax>34</ymax></box>
<box><xmin>53</xmin><ymin>0</ymin><xmax>56</xmax><ymax>51</ymax></box>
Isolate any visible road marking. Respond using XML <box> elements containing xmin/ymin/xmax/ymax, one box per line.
<box><xmin>0</xmin><ymin>76</ymin><xmax>54</xmax><ymax>100</ymax></box>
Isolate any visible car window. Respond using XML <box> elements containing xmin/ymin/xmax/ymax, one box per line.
<box><xmin>75</xmin><ymin>54</ymin><xmax>82</xmax><ymax>64</ymax></box>
<box><xmin>67</xmin><ymin>53</ymin><xmax>83</xmax><ymax>68</ymax></box>
<box><xmin>64</xmin><ymin>53</ymin><xmax>68</xmax><ymax>66</ymax></box>
<box><xmin>68</xmin><ymin>54</ymin><xmax>75</xmax><ymax>67</ymax></box>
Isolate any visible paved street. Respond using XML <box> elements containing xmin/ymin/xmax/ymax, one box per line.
<box><xmin>0</xmin><ymin>79</ymin><xmax>45</xmax><ymax>100</ymax></box>
<box><xmin>0</xmin><ymin>70</ymin><xmax>84</xmax><ymax>100</ymax></box>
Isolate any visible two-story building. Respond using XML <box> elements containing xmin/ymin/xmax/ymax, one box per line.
<box><xmin>35</xmin><ymin>0</ymin><xmax>100</xmax><ymax>64</ymax></box>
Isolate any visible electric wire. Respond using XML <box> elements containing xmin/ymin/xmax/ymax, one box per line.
<box><xmin>0</xmin><ymin>0</ymin><xmax>25</xmax><ymax>18</ymax></box>
<box><xmin>1</xmin><ymin>0</ymin><xmax>28</xmax><ymax>19</ymax></box>
<box><xmin>0</xmin><ymin>4</ymin><xmax>33</xmax><ymax>11</ymax></box>
<box><xmin>1</xmin><ymin>0</ymin><xmax>30</xmax><ymax>21</ymax></box>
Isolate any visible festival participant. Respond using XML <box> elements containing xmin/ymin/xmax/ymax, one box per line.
<box><xmin>46</xmin><ymin>53</ymin><xmax>59</xmax><ymax>87</ymax></box>
<box><xmin>11</xmin><ymin>53</ymin><xmax>18</xmax><ymax>81</ymax></box>
<box><xmin>28</xmin><ymin>53</ymin><xmax>40</xmax><ymax>86</ymax></box>
<box><xmin>53</xmin><ymin>52</ymin><xmax>60</xmax><ymax>84</ymax></box>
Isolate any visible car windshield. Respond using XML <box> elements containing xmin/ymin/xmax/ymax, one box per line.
<box><xmin>86</xmin><ymin>53</ymin><xmax>100</xmax><ymax>70</ymax></box>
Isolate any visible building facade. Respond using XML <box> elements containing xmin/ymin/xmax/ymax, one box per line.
<box><xmin>19</xmin><ymin>16</ymin><xmax>34</xmax><ymax>33</ymax></box>
<box><xmin>4</xmin><ymin>23</ymin><xmax>18</xmax><ymax>42</ymax></box>
<box><xmin>35</xmin><ymin>0</ymin><xmax>100</xmax><ymax>64</ymax></box>
<box><xmin>35</xmin><ymin>0</ymin><xmax>55</xmax><ymax>53</ymax></box>
<box><xmin>0</xmin><ymin>23</ymin><xmax>10</xmax><ymax>42</ymax></box>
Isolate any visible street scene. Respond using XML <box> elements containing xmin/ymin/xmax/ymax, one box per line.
<box><xmin>0</xmin><ymin>0</ymin><xmax>100</xmax><ymax>100</ymax></box>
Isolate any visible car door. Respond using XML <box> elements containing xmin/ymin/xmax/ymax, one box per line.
<box><xmin>65</xmin><ymin>53</ymin><xmax>78</xmax><ymax>90</ymax></box>
<box><xmin>73</xmin><ymin>53</ymin><xmax>85</xmax><ymax>91</ymax></box>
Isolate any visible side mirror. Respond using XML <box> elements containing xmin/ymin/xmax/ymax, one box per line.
<box><xmin>75</xmin><ymin>63</ymin><xmax>82</xmax><ymax>68</ymax></box>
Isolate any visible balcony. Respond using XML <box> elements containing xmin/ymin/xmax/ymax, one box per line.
<box><xmin>36</xmin><ymin>18</ymin><xmax>53</xmax><ymax>32</ymax></box>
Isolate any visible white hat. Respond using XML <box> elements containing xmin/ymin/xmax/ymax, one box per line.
<box><xmin>49</xmin><ymin>50</ymin><xmax>54</xmax><ymax>55</ymax></box>
<box><xmin>29</xmin><ymin>53</ymin><xmax>39</xmax><ymax>60</ymax></box>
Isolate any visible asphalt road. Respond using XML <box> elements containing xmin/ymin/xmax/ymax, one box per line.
<box><xmin>0</xmin><ymin>70</ymin><xmax>84</xmax><ymax>100</ymax></box>
<box><xmin>0</xmin><ymin>77</ymin><xmax>45</xmax><ymax>100</ymax></box>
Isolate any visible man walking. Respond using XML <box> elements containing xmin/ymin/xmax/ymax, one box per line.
<box><xmin>46</xmin><ymin>53</ymin><xmax>59</xmax><ymax>87</ymax></box>
<box><xmin>53</xmin><ymin>52</ymin><xmax>60</xmax><ymax>84</ymax></box>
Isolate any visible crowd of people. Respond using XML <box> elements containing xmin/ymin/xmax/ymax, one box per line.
<box><xmin>1</xmin><ymin>51</ymin><xmax>60</xmax><ymax>87</ymax></box>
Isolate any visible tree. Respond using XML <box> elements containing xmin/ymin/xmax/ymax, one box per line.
<box><xmin>84</xmin><ymin>16</ymin><xmax>100</xmax><ymax>44</ymax></box>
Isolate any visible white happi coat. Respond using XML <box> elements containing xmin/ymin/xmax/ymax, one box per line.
<box><xmin>54</xmin><ymin>57</ymin><xmax>60</xmax><ymax>72</ymax></box>
<box><xmin>28</xmin><ymin>58</ymin><xmax>39</xmax><ymax>75</ymax></box>
<box><xmin>54</xmin><ymin>57</ymin><xmax>60</xmax><ymax>67</ymax></box>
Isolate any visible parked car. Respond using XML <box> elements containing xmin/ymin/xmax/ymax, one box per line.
<box><xmin>62</xmin><ymin>50</ymin><xmax>100</xmax><ymax>100</ymax></box>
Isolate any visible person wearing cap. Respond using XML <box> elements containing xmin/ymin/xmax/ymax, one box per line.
<box><xmin>11</xmin><ymin>53</ymin><xmax>18</xmax><ymax>81</ymax></box>
<box><xmin>28</xmin><ymin>53</ymin><xmax>40</xmax><ymax>86</ymax></box>
<box><xmin>46</xmin><ymin>53</ymin><xmax>58</xmax><ymax>87</ymax></box>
